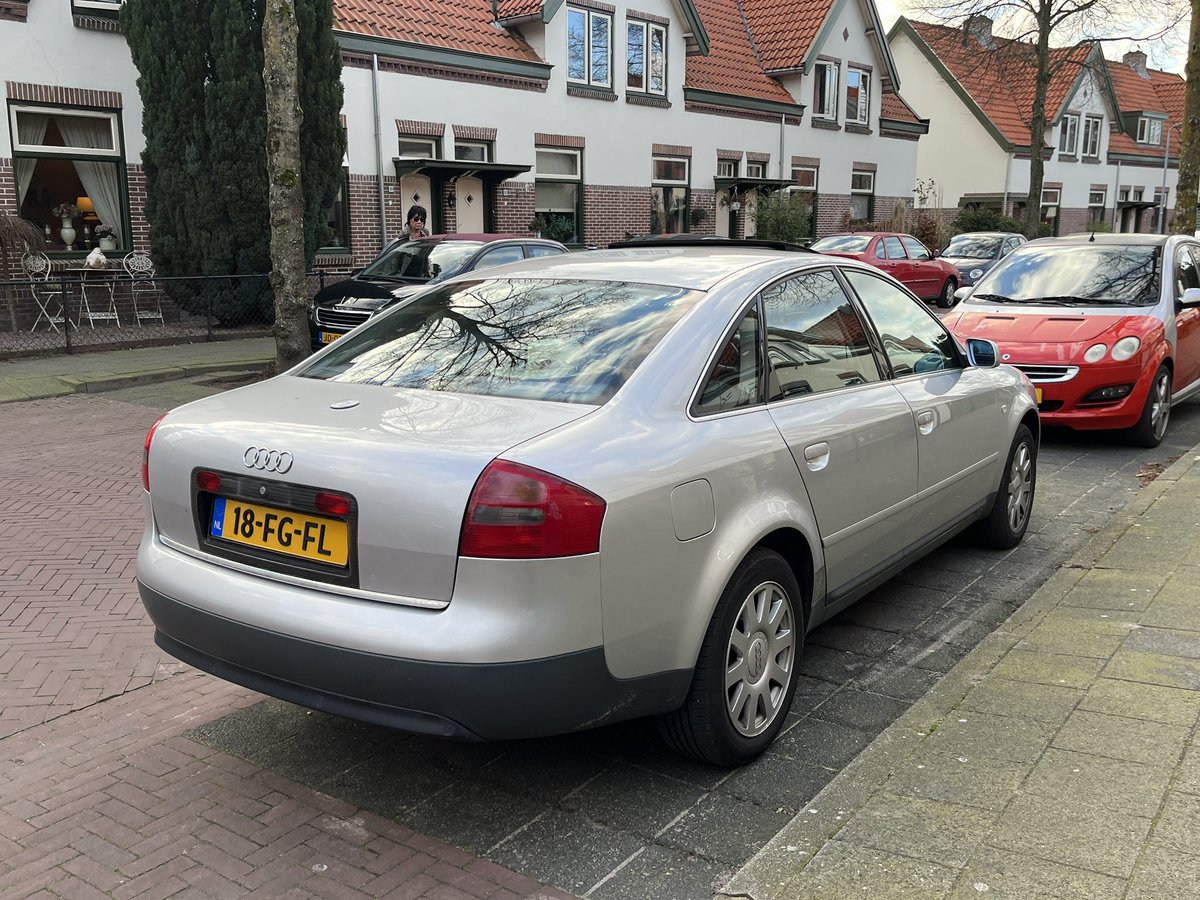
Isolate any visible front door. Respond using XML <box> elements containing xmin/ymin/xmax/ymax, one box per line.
<box><xmin>1172</xmin><ymin>243</ymin><xmax>1200</xmax><ymax>390</ymax></box>
<box><xmin>455</xmin><ymin>176</ymin><xmax>485</xmax><ymax>232</ymax></box>
<box><xmin>399</xmin><ymin>174</ymin><xmax>433</xmax><ymax>232</ymax></box>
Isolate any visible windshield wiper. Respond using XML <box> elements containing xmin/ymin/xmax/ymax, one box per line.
<box><xmin>971</xmin><ymin>293</ymin><xmax>1019</xmax><ymax>303</ymax></box>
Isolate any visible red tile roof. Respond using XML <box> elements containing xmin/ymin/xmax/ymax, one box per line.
<box><xmin>495</xmin><ymin>0</ymin><xmax>542</xmax><ymax>19</ymax></box>
<box><xmin>905</xmin><ymin>19</ymin><xmax>1090</xmax><ymax>148</ymax></box>
<box><xmin>739</xmin><ymin>0</ymin><xmax>835</xmax><ymax>72</ymax></box>
<box><xmin>685</xmin><ymin>0</ymin><xmax>799</xmax><ymax>104</ymax></box>
<box><xmin>880</xmin><ymin>91</ymin><xmax>923</xmax><ymax>125</ymax></box>
<box><xmin>1106</xmin><ymin>62</ymin><xmax>1184</xmax><ymax>159</ymax></box>
<box><xmin>334</xmin><ymin>0</ymin><xmax>541</xmax><ymax>62</ymax></box>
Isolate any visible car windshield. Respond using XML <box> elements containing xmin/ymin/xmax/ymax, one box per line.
<box><xmin>298</xmin><ymin>278</ymin><xmax>702</xmax><ymax>405</ymax></box>
<box><xmin>359</xmin><ymin>241</ymin><xmax>483</xmax><ymax>281</ymax></box>
<box><xmin>967</xmin><ymin>243</ymin><xmax>1161</xmax><ymax>307</ymax></box>
<box><xmin>944</xmin><ymin>235</ymin><xmax>1003</xmax><ymax>259</ymax></box>
<box><xmin>810</xmin><ymin>235</ymin><xmax>872</xmax><ymax>253</ymax></box>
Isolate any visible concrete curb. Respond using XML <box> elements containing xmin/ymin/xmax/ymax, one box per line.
<box><xmin>0</xmin><ymin>357</ymin><xmax>271</xmax><ymax>404</ymax></box>
<box><xmin>718</xmin><ymin>446</ymin><xmax>1200</xmax><ymax>899</ymax></box>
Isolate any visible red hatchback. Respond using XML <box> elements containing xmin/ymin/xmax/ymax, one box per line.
<box><xmin>811</xmin><ymin>232</ymin><xmax>961</xmax><ymax>307</ymax></box>
<box><xmin>945</xmin><ymin>234</ymin><xmax>1200</xmax><ymax>447</ymax></box>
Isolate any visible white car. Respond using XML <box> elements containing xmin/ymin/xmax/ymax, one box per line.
<box><xmin>139</xmin><ymin>242</ymin><xmax>1038</xmax><ymax>766</ymax></box>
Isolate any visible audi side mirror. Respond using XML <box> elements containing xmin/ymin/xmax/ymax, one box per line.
<box><xmin>965</xmin><ymin>338</ymin><xmax>1000</xmax><ymax>368</ymax></box>
<box><xmin>954</xmin><ymin>286</ymin><xmax>971</xmax><ymax>303</ymax></box>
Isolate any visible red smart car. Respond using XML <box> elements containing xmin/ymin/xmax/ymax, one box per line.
<box><xmin>811</xmin><ymin>232</ymin><xmax>962</xmax><ymax>307</ymax></box>
<box><xmin>945</xmin><ymin>234</ymin><xmax>1200</xmax><ymax>446</ymax></box>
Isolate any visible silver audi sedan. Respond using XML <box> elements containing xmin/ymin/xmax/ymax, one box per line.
<box><xmin>138</xmin><ymin>243</ymin><xmax>1039</xmax><ymax>767</ymax></box>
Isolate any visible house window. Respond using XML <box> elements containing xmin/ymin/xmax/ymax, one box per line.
<box><xmin>1058</xmin><ymin>114</ymin><xmax>1079</xmax><ymax>155</ymax></box>
<box><xmin>398</xmin><ymin>137</ymin><xmax>439</xmax><ymax>158</ymax></box>
<box><xmin>567</xmin><ymin>6</ymin><xmax>612</xmax><ymax>89</ymax></box>
<box><xmin>813</xmin><ymin>61</ymin><xmax>839</xmax><ymax>120</ymax></box>
<box><xmin>321</xmin><ymin>169</ymin><xmax>351</xmax><ymax>252</ymax></box>
<box><xmin>845</xmin><ymin>68</ymin><xmax>870</xmax><ymax>125</ymax></box>
<box><xmin>651</xmin><ymin>155</ymin><xmax>689</xmax><ymax>234</ymax></box>
<box><xmin>534</xmin><ymin>148</ymin><xmax>582</xmax><ymax>244</ymax></box>
<box><xmin>1137</xmin><ymin>117</ymin><xmax>1164</xmax><ymax>145</ymax></box>
<box><xmin>746</xmin><ymin>161</ymin><xmax>767</xmax><ymax>179</ymax></box>
<box><xmin>73</xmin><ymin>0</ymin><xmax>123</xmax><ymax>12</ymax></box>
<box><xmin>10</xmin><ymin>105</ymin><xmax>128</xmax><ymax>253</ymax></box>
<box><xmin>627</xmin><ymin>20</ymin><xmax>666</xmax><ymax>95</ymax></box>
<box><xmin>1082</xmin><ymin>116</ymin><xmax>1103</xmax><ymax>158</ymax></box>
<box><xmin>455</xmin><ymin>141</ymin><xmax>492</xmax><ymax>162</ymax></box>
<box><xmin>850</xmin><ymin>170</ymin><xmax>874</xmax><ymax>223</ymax></box>
<box><xmin>717</xmin><ymin>159</ymin><xmax>737</xmax><ymax>178</ymax></box>
<box><xmin>1088</xmin><ymin>188</ymin><xmax>1107</xmax><ymax>225</ymax></box>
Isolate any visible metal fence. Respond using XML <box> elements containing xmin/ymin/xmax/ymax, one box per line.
<box><xmin>0</xmin><ymin>271</ymin><xmax>341</xmax><ymax>359</ymax></box>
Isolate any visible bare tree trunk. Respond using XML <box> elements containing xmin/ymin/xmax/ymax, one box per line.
<box><xmin>1172</xmin><ymin>0</ymin><xmax>1200</xmax><ymax>234</ymax></box>
<box><xmin>263</xmin><ymin>0</ymin><xmax>308</xmax><ymax>372</ymax></box>
<box><xmin>1025</xmin><ymin>0</ymin><xmax>1054</xmax><ymax>236</ymax></box>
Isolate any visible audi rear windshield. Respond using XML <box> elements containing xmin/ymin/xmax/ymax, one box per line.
<box><xmin>968</xmin><ymin>243</ymin><xmax>1160</xmax><ymax>306</ymax></box>
<box><xmin>298</xmin><ymin>277</ymin><xmax>702</xmax><ymax>405</ymax></box>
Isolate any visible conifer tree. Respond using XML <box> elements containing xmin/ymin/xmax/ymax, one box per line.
<box><xmin>124</xmin><ymin>0</ymin><xmax>345</xmax><ymax>321</ymax></box>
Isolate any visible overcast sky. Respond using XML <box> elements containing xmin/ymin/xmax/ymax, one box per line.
<box><xmin>874</xmin><ymin>0</ymin><xmax>1188</xmax><ymax>72</ymax></box>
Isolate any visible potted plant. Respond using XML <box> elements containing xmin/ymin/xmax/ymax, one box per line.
<box><xmin>51</xmin><ymin>202</ymin><xmax>81</xmax><ymax>250</ymax></box>
<box><xmin>95</xmin><ymin>224</ymin><xmax>118</xmax><ymax>252</ymax></box>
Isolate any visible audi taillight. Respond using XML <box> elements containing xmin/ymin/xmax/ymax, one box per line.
<box><xmin>459</xmin><ymin>460</ymin><xmax>606</xmax><ymax>559</ymax></box>
<box><xmin>142</xmin><ymin>415</ymin><xmax>167</xmax><ymax>491</ymax></box>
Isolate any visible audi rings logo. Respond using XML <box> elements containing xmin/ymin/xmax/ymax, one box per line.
<box><xmin>243</xmin><ymin>447</ymin><xmax>294</xmax><ymax>474</ymax></box>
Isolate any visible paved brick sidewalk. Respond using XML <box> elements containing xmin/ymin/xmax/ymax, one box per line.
<box><xmin>0</xmin><ymin>396</ymin><xmax>576</xmax><ymax>899</ymax></box>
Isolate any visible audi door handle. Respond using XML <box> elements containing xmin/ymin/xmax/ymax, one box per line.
<box><xmin>803</xmin><ymin>442</ymin><xmax>830</xmax><ymax>471</ymax></box>
<box><xmin>916</xmin><ymin>409</ymin><xmax>936</xmax><ymax>435</ymax></box>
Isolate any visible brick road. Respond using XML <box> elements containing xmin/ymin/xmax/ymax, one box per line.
<box><xmin>0</xmin><ymin>396</ymin><xmax>575</xmax><ymax>899</ymax></box>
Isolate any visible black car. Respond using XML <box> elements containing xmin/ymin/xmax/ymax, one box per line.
<box><xmin>940</xmin><ymin>231</ymin><xmax>1028</xmax><ymax>290</ymax></box>
<box><xmin>310</xmin><ymin>234</ymin><xmax>569</xmax><ymax>350</ymax></box>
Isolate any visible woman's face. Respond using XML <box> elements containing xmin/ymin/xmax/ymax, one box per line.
<box><xmin>407</xmin><ymin>214</ymin><xmax>425</xmax><ymax>232</ymax></box>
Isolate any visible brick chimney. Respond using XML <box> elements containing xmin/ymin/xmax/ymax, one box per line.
<box><xmin>1123</xmin><ymin>49</ymin><xmax>1150</xmax><ymax>78</ymax></box>
<box><xmin>963</xmin><ymin>14</ymin><xmax>996</xmax><ymax>50</ymax></box>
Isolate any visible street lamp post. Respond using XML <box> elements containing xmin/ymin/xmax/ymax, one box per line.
<box><xmin>1160</xmin><ymin>121</ymin><xmax>1183</xmax><ymax>234</ymax></box>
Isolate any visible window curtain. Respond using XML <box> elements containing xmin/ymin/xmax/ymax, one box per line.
<box><xmin>14</xmin><ymin>113</ymin><xmax>49</xmax><ymax>207</ymax></box>
<box><xmin>55</xmin><ymin>115</ymin><xmax>123</xmax><ymax>243</ymax></box>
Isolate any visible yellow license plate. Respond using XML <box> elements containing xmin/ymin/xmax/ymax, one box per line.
<box><xmin>1035</xmin><ymin>387</ymin><xmax>1043</xmax><ymax>403</ymax></box>
<box><xmin>209</xmin><ymin>497</ymin><xmax>349</xmax><ymax>566</ymax></box>
<box><xmin>320</xmin><ymin>331</ymin><xmax>341</xmax><ymax>344</ymax></box>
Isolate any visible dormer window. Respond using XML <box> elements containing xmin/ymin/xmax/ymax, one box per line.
<box><xmin>567</xmin><ymin>6</ymin><xmax>613</xmax><ymax>90</ymax></box>
<box><xmin>627</xmin><ymin>19</ymin><xmax>666</xmax><ymax>96</ymax></box>
<box><xmin>1137</xmin><ymin>117</ymin><xmax>1164</xmax><ymax>145</ymax></box>
<box><xmin>846</xmin><ymin>68</ymin><xmax>871</xmax><ymax>125</ymax></box>
<box><xmin>1058</xmin><ymin>114</ymin><xmax>1079</xmax><ymax>155</ymax></box>
<box><xmin>813</xmin><ymin>61</ymin><xmax>839</xmax><ymax>121</ymax></box>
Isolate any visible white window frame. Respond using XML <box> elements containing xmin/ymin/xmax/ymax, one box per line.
<box><xmin>536</xmin><ymin>148</ymin><xmax>581</xmax><ymax>181</ymax></box>
<box><xmin>1082</xmin><ymin>116</ymin><xmax>1103</xmax><ymax>158</ymax></box>
<box><xmin>1137</xmin><ymin>117</ymin><xmax>1164</xmax><ymax>145</ymax></box>
<box><xmin>73</xmin><ymin>0</ymin><xmax>123</xmax><ymax>10</ymax></box>
<box><xmin>813</xmin><ymin>61</ymin><xmax>839</xmax><ymax>121</ymax></box>
<box><xmin>717</xmin><ymin>159</ymin><xmax>737</xmax><ymax>178</ymax></box>
<box><xmin>1088</xmin><ymin>187</ymin><xmax>1107</xmax><ymax>224</ymax></box>
<box><xmin>851</xmin><ymin>171</ymin><xmax>874</xmax><ymax>194</ymax></box>
<box><xmin>845</xmin><ymin>68</ymin><xmax>871</xmax><ymax>125</ymax></box>
<box><xmin>653</xmin><ymin>155</ymin><xmax>689</xmax><ymax>185</ymax></box>
<box><xmin>397</xmin><ymin>137</ymin><xmax>439</xmax><ymax>159</ymax></box>
<box><xmin>626</xmin><ymin>20</ymin><xmax>667</xmax><ymax>96</ymax></box>
<box><xmin>1058</xmin><ymin>114</ymin><xmax>1079</xmax><ymax>155</ymax></box>
<box><xmin>567</xmin><ymin>6</ymin><xmax>613</xmax><ymax>90</ymax></box>
<box><xmin>1041</xmin><ymin>188</ymin><xmax>1061</xmax><ymax>205</ymax></box>
<box><xmin>746</xmin><ymin>160</ymin><xmax>767</xmax><ymax>179</ymax></box>
<box><xmin>454</xmin><ymin>140</ymin><xmax>492</xmax><ymax>162</ymax></box>
<box><xmin>791</xmin><ymin>166</ymin><xmax>817</xmax><ymax>189</ymax></box>
<box><xmin>11</xmin><ymin>105</ymin><xmax>121</xmax><ymax>157</ymax></box>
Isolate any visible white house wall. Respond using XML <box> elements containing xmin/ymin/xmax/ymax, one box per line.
<box><xmin>888</xmin><ymin>31</ymin><xmax>1008</xmax><ymax>208</ymax></box>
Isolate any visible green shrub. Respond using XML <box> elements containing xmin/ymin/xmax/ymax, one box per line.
<box><xmin>753</xmin><ymin>191</ymin><xmax>814</xmax><ymax>243</ymax></box>
<box><xmin>951</xmin><ymin>207</ymin><xmax>1024</xmax><ymax>235</ymax></box>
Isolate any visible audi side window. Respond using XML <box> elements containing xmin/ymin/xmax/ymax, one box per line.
<box><xmin>761</xmin><ymin>269</ymin><xmax>883</xmax><ymax>400</ymax></box>
<box><xmin>695</xmin><ymin>308</ymin><xmax>763</xmax><ymax>414</ymax></box>
<box><xmin>845</xmin><ymin>270</ymin><xmax>962</xmax><ymax>377</ymax></box>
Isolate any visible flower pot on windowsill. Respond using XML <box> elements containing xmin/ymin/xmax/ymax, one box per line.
<box><xmin>98</xmin><ymin>237</ymin><xmax>118</xmax><ymax>252</ymax></box>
